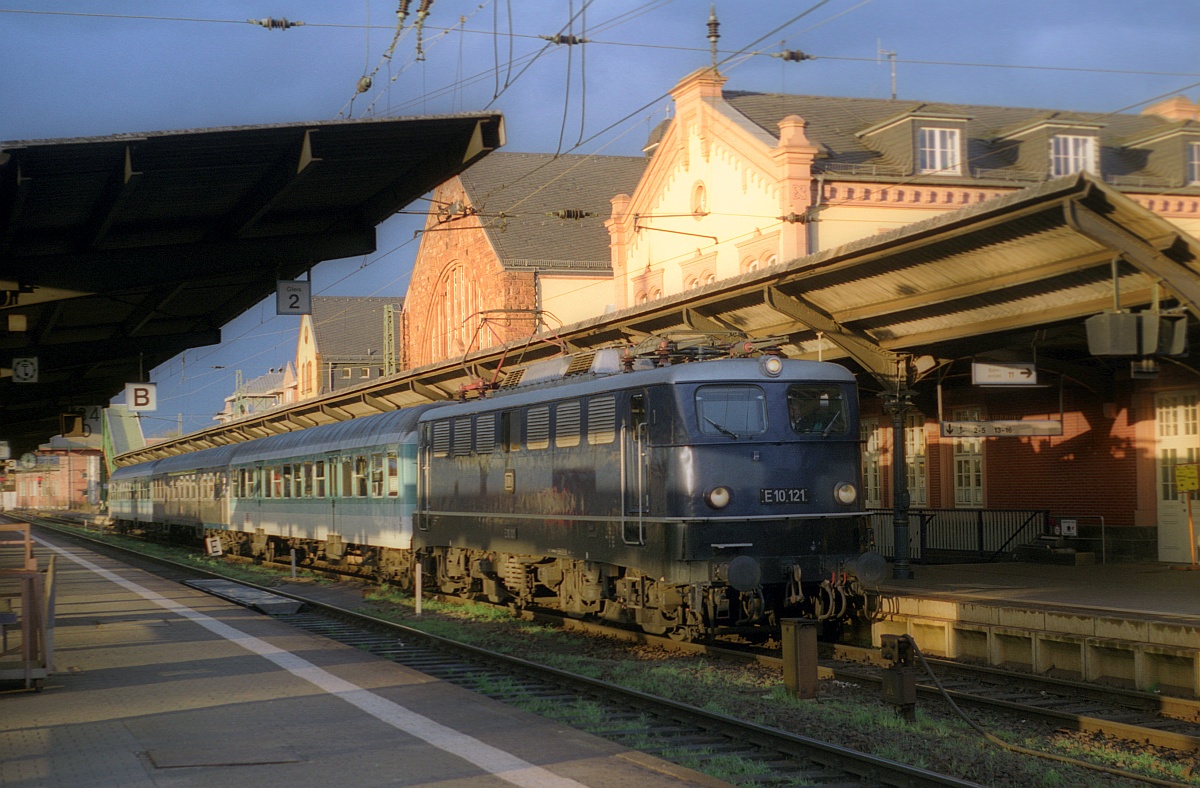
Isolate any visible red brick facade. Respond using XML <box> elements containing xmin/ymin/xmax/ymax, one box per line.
<box><xmin>403</xmin><ymin>178</ymin><xmax>537</xmax><ymax>369</ymax></box>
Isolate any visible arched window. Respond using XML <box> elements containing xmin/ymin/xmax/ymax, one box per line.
<box><xmin>432</xmin><ymin>264</ymin><xmax>479</xmax><ymax>362</ymax></box>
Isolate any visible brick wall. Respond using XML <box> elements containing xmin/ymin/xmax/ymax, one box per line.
<box><xmin>403</xmin><ymin>179</ymin><xmax>537</xmax><ymax>369</ymax></box>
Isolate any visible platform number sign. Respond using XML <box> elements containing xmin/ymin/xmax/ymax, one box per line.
<box><xmin>276</xmin><ymin>280</ymin><xmax>311</xmax><ymax>315</ymax></box>
<box><xmin>12</xmin><ymin>357</ymin><xmax>37</xmax><ymax>383</ymax></box>
<box><xmin>125</xmin><ymin>383</ymin><xmax>157</xmax><ymax>411</ymax></box>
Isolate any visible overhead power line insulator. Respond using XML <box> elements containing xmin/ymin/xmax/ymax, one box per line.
<box><xmin>773</xmin><ymin>50</ymin><xmax>815</xmax><ymax>63</ymax></box>
<box><xmin>247</xmin><ymin>17</ymin><xmax>304</xmax><ymax>31</ymax></box>
<box><xmin>539</xmin><ymin>34</ymin><xmax>588</xmax><ymax>46</ymax></box>
<box><xmin>550</xmin><ymin>209</ymin><xmax>593</xmax><ymax>220</ymax></box>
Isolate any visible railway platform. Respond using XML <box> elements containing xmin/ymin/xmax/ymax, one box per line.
<box><xmin>0</xmin><ymin>530</ymin><xmax>726</xmax><ymax>788</ymax></box>
<box><xmin>873</xmin><ymin>559</ymin><xmax>1200</xmax><ymax>697</ymax></box>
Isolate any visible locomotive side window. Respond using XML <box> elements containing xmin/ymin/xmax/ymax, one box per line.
<box><xmin>695</xmin><ymin>385</ymin><xmax>767</xmax><ymax>436</ymax></box>
<box><xmin>432</xmin><ymin>421</ymin><xmax>451</xmax><ymax>457</ymax></box>
<box><xmin>527</xmin><ymin>406</ymin><xmax>550</xmax><ymax>450</ymax></box>
<box><xmin>476</xmin><ymin>414</ymin><xmax>496</xmax><ymax>454</ymax></box>
<box><xmin>787</xmin><ymin>385</ymin><xmax>849</xmax><ymax>435</ymax></box>
<box><xmin>556</xmin><ymin>401</ymin><xmax>581</xmax><ymax>448</ymax></box>
<box><xmin>501</xmin><ymin>411</ymin><xmax>519</xmax><ymax>453</ymax></box>
<box><xmin>453</xmin><ymin>417</ymin><xmax>472</xmax><ymax>456</ymax></box>
<box><xmin>587</xmin><ymin>395</ymin><xmax>616</xmax><ymax>444</ymax></box>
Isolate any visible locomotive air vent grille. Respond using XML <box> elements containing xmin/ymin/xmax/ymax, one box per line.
<box><xmin>498</xmin><ymin>368</ymin><xmax>525</xmax><ymax>388</ymax></box>
<box><xmin>563</xmin><ymin>351</ymin><xmax>596</xmax><ymax>378</ymax></box>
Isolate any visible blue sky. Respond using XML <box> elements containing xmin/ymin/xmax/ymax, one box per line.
<box><xmin>3</xmin><ymin>1</ymin><xmax>1199</xmax><ymax>437</ymax></box>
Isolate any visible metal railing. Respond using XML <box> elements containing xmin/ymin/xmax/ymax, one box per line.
<box><xmin>867</xmin><ymin>508</ymin><xmax>1049</xmax><ymax>563</ymax></box>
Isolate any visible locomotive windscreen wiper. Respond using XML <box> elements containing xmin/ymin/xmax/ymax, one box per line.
<box><xmin>822</xmin><ymin>409</ymin><xmax>842</xmax><ymax>437</ymax></box>
<box><xmin>703</xmin><ymin>416</ymin><xmax>739</xmax><ymax>440</ymax></box>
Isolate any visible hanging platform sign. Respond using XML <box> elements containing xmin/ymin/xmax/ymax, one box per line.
<box><xmin>276</xmin><ymin>280</ymin><xmax>311</xmax><ymax>315</ymax></box>
<box><xmin>941</xmin><ymin>419</ymin><xmax>1063</xmax><ymax>437</ymax></box>
<box><xmin>971</xmin><ymin>362</ymin><xmax>1037</xmax><ymax>385</ymax></box>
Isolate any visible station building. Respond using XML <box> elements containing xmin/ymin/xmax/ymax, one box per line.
<box><xmin>399</xmin><ymin>68</ymin><xmax>1200</xmax><ymax>564</ymax></box>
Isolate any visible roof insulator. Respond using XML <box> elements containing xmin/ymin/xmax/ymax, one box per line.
<box><xmin>550</xmin><ymin>209</ymin><xmax>593</xmax><ymax>220</ymax></box>
<box><xmin>774</xmin><ymin>50</ymin><xmax>815</xmax><ymax>63</ymax></box>
<box><xmin>707</xmin><ymin>5</ymin><xmax>720</xmax><ymax>68</ymax></box>
<box><xmin>539</xmin><ymin>34</ymin><xmax>588</xmax><ymax>46</ymax></box>
<box><xmin>247</xmin><ymin>17</ymin><xmax>304</xmax><ymax>31</ymax></box>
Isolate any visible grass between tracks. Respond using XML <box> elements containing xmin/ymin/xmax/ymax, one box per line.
<box><xmin>360</xmin><ymin>585</ymin><xmax>1199</xmax><ymax>788</ymax></box>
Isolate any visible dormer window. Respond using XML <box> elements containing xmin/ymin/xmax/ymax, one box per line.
<box><xmin>1050</xmin><ymin>134</ymin><xmax>1097</xmax><ymax>176</ymax></box>
<box><xmin>918</xmin><ymin>128</ymin><xmax>961</xmax><ymax>175</ymax></box>
<box><xmin>1189</xmin><ymin>142</ymin><xmax>1200</xmax><ymax>185</ymax></box>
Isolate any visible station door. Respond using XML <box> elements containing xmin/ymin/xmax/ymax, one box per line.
<box><xmin>1154</xmin><ymin>390</ymin><xmax>1199</xmax><ymax>563</ymax></box>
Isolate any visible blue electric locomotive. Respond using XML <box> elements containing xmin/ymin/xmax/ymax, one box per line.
<box><xmin>107</xmin><ymin>345</ymin><xmax>885</xmax><ymax>640</ymax></box>
<box><xmin>415</xmin><ymin>348</ymin><xmax>884</xmax><ymax>638</ymax></box>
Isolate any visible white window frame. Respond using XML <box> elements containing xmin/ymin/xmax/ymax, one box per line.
<box><xmin>1050</xmin><ymin>134</ymin><xmax>1097</xmax><ymax>177</ymax></box>
<box><xmin>952</xmin><ymin>407</ymin><xmax>984</xmax><ymax>508</ymax></box>
<box><xmin>918</xmin><ymin>127</ymin><xmax>961</xmax><ymax>175</ymax></box>
<box><xmin>1188</xmin><ymin>141</ymin><xmax>1200</xmax><ymax>186</ymax></box>
<box><xmin>904</xmin><ymin>412</ymin><xmax>927</xmax><ymax>507</ymax></box>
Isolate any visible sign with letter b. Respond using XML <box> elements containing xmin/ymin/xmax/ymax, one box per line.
<box><xmin>126</xmin><ymin>383</ymin><xmax>157</xmax><ymax>411</ymax></box>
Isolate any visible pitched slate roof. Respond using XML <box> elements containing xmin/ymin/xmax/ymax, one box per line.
<box><xmin>311</xmin><ymin>296</ymin><xmax>401</xmax><ymax>360</ymax></box>
<box><xmin>458</xmin><ymin>152</ymin><xmax>646</xmax><ymax>272</ymax></box>
<box><xmin>724</xmin><ymin>91</ymin><xmax>1198</xmax><ymax>186</ymax></box>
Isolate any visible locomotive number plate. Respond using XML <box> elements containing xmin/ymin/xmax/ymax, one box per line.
<box><xmin>760</xmin><ymin>487</ymin><xmax>809</xmax><ymax>504</ymax></box>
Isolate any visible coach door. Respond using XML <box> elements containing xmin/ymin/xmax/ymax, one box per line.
<box><xmin>621</xmin><ymin>393</ymin><xmax>648</xmax><ymax>545</ymax></box>
<box><xmin>1154</xmin><ymin>390</ymin><xmax>1199</xmax><ymax>563</ymax></box>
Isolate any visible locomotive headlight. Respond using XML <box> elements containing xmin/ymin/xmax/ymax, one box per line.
<box><xmin>834</xmin><ymin>482</ymin><xmax>858</xmax><ymax>505</ymax></box>
<box><xmin>759</xmin><ymin>355</ymin><xmax>783</xmax><ymax>377</ymax></box>
<box><xmin>706</xmin><ymin>486</ymin><xmax>732</xmax><ymax>509</ymax></box>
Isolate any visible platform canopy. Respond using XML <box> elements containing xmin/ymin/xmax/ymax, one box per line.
<box><xmin>117</xmin><ymin>173</ymin><xmax>1200</xmax><ymax>465</ymax></box>
<box><xmin>0</xmin><ymin>113</ymin><xmax>504</xmax><ymax>455</ymax></box>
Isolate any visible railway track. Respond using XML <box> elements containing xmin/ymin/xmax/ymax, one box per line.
<box><xmin>22</xmin><ymin>514</ymin><xmax>980</xmax><ymax>787</ymax></box>
<box><xmin>22</xmin><ymin>513</ymin><xmax>1199</xmax><ymax>784</ymax></box>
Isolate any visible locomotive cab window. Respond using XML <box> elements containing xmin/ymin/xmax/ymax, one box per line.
<box><xmin>695</xmin><ymin>385</ymin><xmax>767</xmax><ymax>437</ymax></box>
<box><xmin>787</xmin><ymin>385</ymin><xmax>849</xmax><ymax>435</ymax></box>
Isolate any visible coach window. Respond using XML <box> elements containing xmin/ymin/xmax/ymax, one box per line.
<box><xmin>527</xmin><ymin>406</ymin><xmax>550</xmax><ymax>450</ymax></box>
<box><xmin>354</xmin><ymin>455</ymin><xmax>368</xmax><ymax>497</ymax></box>
<box><xmin>340</xmin><ymin>458</ymin><xmax>353</xmax><ymax>498</ymax></box>
<box><xmin>695</xmin><ymin>385</ymin><xmax>767</xmax><ymax>437</ymax></box>
<box><xmin>313</xmin><ymin>460</ymin><xmax>326</xmax><ymax>498</ymax></box>
<box><xmin>501</xmin><ymin>411</ymin><xmax>519</xmax><ymax>453</ymax></box>
<box><xmin>302</xmin><ymin>462</ymin><xmax>313</xmax><ymax>497</ymax></box>
<box><xmin>556</xmin><ymin>401</ymin><xmax>581</xmax><ymax>448</ymax></box>
<box><xmin>386</xmin><ymin>451</ymin><xmax>399</xmax><ymax>496</ymax></box>
<box><xmin>787</xmin><ymin>385</ymin><xmax>848</xmax><ymax>436</ymax></box>
<box><xmin>293</xmin><ymin>464</ymin><xmax>304</xmax><ymax>498</ymax></box>
<box><xmin>282</xmin><ymin>465</ymin><xmax>293</xmax><ymax>498</ymax></box>
<box><xmin>370</xmin><ymin>453</ymin><xmax>384</xmax><ymax>496</ymax></box>
<box><xmin>272</xmin><ymin>466</ymin><xmax>284</xmax><ymax>498</ymax></box>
